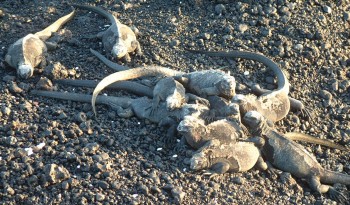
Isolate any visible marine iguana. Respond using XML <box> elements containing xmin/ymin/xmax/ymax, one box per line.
<box><xmin>72</xmin><ymin>4</ymin><xmax>141</xmax><ymax>61</ymax></box>
<box><xmin>190</xmin><ymin>141</ymin><xmax>267</xmax><ymax>175</ymax></box>
<box><xmin>5</xmin><ymin>10</ymin><xmax>75</xmax><ymax>79</ymax></box>
<box><xmin>243</xmin><ymin>111</ymin><xmax>349</xmax><ymax>202</ymax></box>
<box><xmin>31</xmin><ymin>90</ymin><xmax>210</xmax><ymax>143</ymax></box>
<box><xmin>177</xmin><ymin>115</ymin><xmax>244</xmax><ymax>150</ymax></box>
<box><xmin>187</xmin><ymin>49</ymin><xmax>290</xmax><ymax>122</ymax></box>
<box><xmin>91</xmin><ymin>66</ymin><xmax>236</xmax><ymax>116</ymax></box>
<box><xmin>250</xmin><ymin>84</ymin><xmax>313</xmax><ymax>120</ymax></box>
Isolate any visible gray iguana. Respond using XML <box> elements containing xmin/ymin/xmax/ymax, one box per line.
<box><xmin>243</xmin><ymin>110</ymin><xmax>349</xmax><ymax>202</ymax></box>
<box><xmin>5</xmin><ymin>10</ymin><xmax>75</xmax><ymax>79</ymax></box>
<box><xmin>177</xmin><ymin>115</ymin><xmax>244</xmax><ymax>150</ymax></box>
<box><xmin>187</xmin><ymin>49</ymin><xmax>290</xmax><ymax>122</ymax></box>
<box><xmin>190</xmin><ymin>141</ymin><xmax>267</xmax><ymax>175</ymax></box>
<box><xmin>91</xmin><ymin>66</ymin><xmax>236</xmax><ymax>116</ymax></box>
<box><xmin>31</xmin><ymin>90</ymin><xmax>210</xmax><ymax>143</ymax></box>
<box><xmin>72</xmin><ymin>4</ymin><xmax>141</xmax><ymax>61</ymax></box>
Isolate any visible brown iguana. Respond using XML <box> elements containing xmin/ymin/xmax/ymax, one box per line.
<box><xmin>187</xmin><ymin>49</ymin><xmax>290</xmax><ymax>122</ymax></box>
<box><xmin>243</xmin><ymin>110</ymin><xmax>349</xmax><ymax>202</ymax></box>
<box><xmin>5</xmin><ymin>10</ymin><xmax>75</xmax><ymax>79</ymax></box>
<box><xmin>91</xmin><ymin>66</ymin><xmax>236</xmax><ymax>116</ymax></box>
<box><xmin>72</xmin><ymin>4</ymin><xmax>141</xmax><ymax>62</ymax></box>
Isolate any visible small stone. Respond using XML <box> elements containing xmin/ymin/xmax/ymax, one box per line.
<box><xmin>237</xmin><ymin>24</ymin><xmax>248</xmax><ymax>33</ymax></box>
<box><xmin>201</xmin><ymin>33</ymin><xmax>211</xmax><ymax>40</ymax></box>
<box><xmin>215</xmin><ymin>4</ymin><xmax>225</xmax><ymax>15</ymax></box>
<box><xmin>344</xmin><ymin>12</ymin><xmax>350</xmax><ymax>21</ymax></box>
<box><xmin>294</xmin><ymin>44</ymin><xmax>303</xmax><ymax>51</ymax></box>
<box><xmin>171</xmin><ymin>186</ymin><xmax>185</xmax><ymax>204</ymax></box>
<box><xmin>169</xmin><ymin>39</ymin><xmax>180</xmax><ymax>48</ymax></box>
<box><xmin>2</xmin><ymin>106</ymin><xmax>11</xmax><ymax>116</ymax></box>
<box><xmin>5</xmin><ymin>185</ymin><xmax>15</xmax><ymax>195</ymax></box>
<box><xmin>138</xmin><ymin>184</ymin><xmax>149</xmax><ymax>194</ymax></box>
<box><xmin>36</xmin><ymin>77</ymin><xmax>54</xmax><ymax>91</ymax></box>
<box><xmin>0</xmin><ymin>9</ymin><xmax>5</xmax><ymax>18</ymax></box>
<box><xmin>319</xmin><ymin>89</ymin><xmax>333</xmax><ymax>100</ymax></box>
<box><xmin>73</xmin><ymin>112</ymin><xmax>87</xmax><ymax>123</ymax></box>
<box><xmin>97</xmin><ymin>180</ymin><xmax>109</xmax><ymax>189</ymax></box>
<box><xmin>95</xmin><ymin>193</ymin><xmax>105</xmax><ymax>201</ymax></box>
<box><xmin>322</xmin><ymin>5</ymin><xmax>332</xmax><ymax>14</ymax></box>
<box><xmin>9</xmin><ymin>81</ymin><xmax>23</xmax><ymax>93</ymax></box>
<box><xmin>2</xmin><ymin>75</ymin><xmax>16</xmax><ymax>82</ymax></box>
<box><xmin>44</xmin><ymin>164</ymin><xmax>70</xmax><ymax>184</ymax></box>
<box><xmin>232</xmin><ymin>176</ymin><xmax>245</xmax><ymax>184</ymax></box>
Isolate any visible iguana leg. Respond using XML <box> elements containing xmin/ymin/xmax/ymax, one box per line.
<box><xmin>122</xmin><ymin>53</ymin><xmax>132</xmax><ymax>62</ymax></box>
<box><xmin>186</xmin><ymin>93</ymin><xmax>210</xmax><ymax>106</ymax></box>
<box><xmin>132</xmin><ymin>40</ymin><xmax>142</xmax><ymax>55</ymax></box>
<box><xmin>203</xmin><ymin>161</ymin><xmax>231</xmax><ymax>175</ymax></box>
<box><xmin>308</xmin><ymin>175</ymin><xmax>346</xmax><ymax>202</ymax></box>
<box><xmin>159</xmin><ymin>117</ymin><xmax>178</xmax><ymax>144</ymax></box>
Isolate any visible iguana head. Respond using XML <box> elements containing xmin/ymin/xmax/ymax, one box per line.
<box><xmin>177</xmin><ymin>116</ymin><xmax>206</xmax><ymax>147</ymax></box>
<box><xmin>215</xmin><ymin>75</ymin><xmax>236</xmax><ymax>98</ymax></box>
<box><xmin>17</xmin><ymin>64</ymin><xmax>34</xmax><ymax>79</ymax></box>
<box><xmin>112</xmin><ymin>41</ymin><xmax>128</xmax><ymax>59</ymax></box>
<box><xmin>166</xmin><ymin>91</ymin><xmax>186</xmax><ymax>111</ymax></box>
<box><xmin>190</xmin><ymin>152</ymin><xmax>208</xmax><ymax>170</ymax></box>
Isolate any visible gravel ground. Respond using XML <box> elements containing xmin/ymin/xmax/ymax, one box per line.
<box><xmin>1</xmin><ymin>0</ymin><xmax>350</xmax><ymax>204</ymax></box>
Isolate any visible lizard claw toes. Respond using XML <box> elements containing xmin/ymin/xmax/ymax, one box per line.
<box><xmin>328</xmin><ymin>187</ymin><xmax>347</xmax><ymax>203</ymax></box>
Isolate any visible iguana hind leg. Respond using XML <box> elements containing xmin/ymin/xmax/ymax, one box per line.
<box><xmin>308</xmin><ymin>175</ymin><xmax>347</xmax><ymax>203</ymax></box>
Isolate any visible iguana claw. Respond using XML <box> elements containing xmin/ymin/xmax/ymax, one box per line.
<box><xmin>328</xmin><ymin>187</ymin><xmax>347</xmax><ymax>203</ymax></box>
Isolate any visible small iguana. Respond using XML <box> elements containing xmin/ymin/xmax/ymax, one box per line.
<box><xmin>5</xmin><ymin>10</ymin><xmax>75</xmax><ymax>79</ymax></box>
<box><xmin>187</xmin><ymin>49</ymin><xmax>290</xmax><ymax>122</ymax></box>
<box><xmin>243</xmin><ymin>111</ymin><xmax>349</xmax><ymax>202</ymax></box>
<box><xmin>190</xmin><ymin>141</ymin><xmax>267</xmax><ymax>175</ymax></box>
<box><xmin>72</xmin><ymin>4</ymin><xmax>141</xmax><ymax>61</ymax></box>
<box><xmin>91</xmin><ymin>66</ymin><xmax>236</xmax><ymax>116</ymax></box>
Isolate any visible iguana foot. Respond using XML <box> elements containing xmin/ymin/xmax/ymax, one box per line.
<box><xmin>298</xmin><ymin>107</ymin><xmax>315</xmax><ymax>122</ymax></box>
<box><xmin>328</xmin><ymin>187</ymin><xmax>347</xmax><ymax>203</ymax></box>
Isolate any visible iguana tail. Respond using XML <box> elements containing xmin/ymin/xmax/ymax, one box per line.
<box><xmin>186</xmin><ymin>49</ymin><xmax>289</xmax><ymax>94</ymax></box>
<box><xmin>284</xmin><ymin>132</ymin><xmax>348</xmax><ymax>151</ymax></box>
<box><xmin>90</xmin><ymin>49</ymin><xmax>129</xmax><ymax>71</ymax></box>
<box><xmin>55</xmin><ymin>79</ymin><xmax>153</xmax><ymax>98</ymax></box>
<box><xmin>71</xmin><ymin>4</ymin><xmax>117</xmax><ymax>26</ymax></box>
<box><xmin>320</xmin><ymin>170</ymin><xmax>350</xmax><ymax>185</ymax></box>
<box><xmin>35</xmin><ymin>9</ymin><xmax>76</xmax><ymax>40</ymax></box>
<box><xmin>31</xmin><ymin>90</ymin><xmax>131</xmax><ymax>109</ymax></box>
<box><xmin>92</xmin><ymin>66</ymin><xmax>182</xmax><ymax>116</ymax></box>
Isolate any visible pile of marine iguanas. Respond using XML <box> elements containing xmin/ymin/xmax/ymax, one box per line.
<box><xmin>4</xmin><ymin>4</ymin><xmax>349</xmax><ymax>203</ymax></box>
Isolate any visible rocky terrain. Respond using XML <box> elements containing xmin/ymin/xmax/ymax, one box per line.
<box><xmin>0</xmin><ymin>0</ymin><xmax>349</xmax><ymax>204</ymax></box>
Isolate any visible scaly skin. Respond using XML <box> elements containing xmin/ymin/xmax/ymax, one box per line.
<box><xmin>243</xmin><ymin>111</ymin><xmax>349</xmax><ymax>202</ymax></box>
<box><xmin>5</xmin><ymin>10</ymin><xmax>75</xmax><ymax>79</ymax></box>
<box><xmin>187</xmin><ymin>49</ymin><xmax>290</xmax><ymax>122</ymax></box>
<box><xmin>72</xmin><ymin>4</ymin><xmax>141</xmax><ymax>61</ymax></box>
<box><xmin>177</xmin><ymin>115</ymin><xmax>244</xmax><ymax>150</ymax></box>
<box><xmin>31</xmin><ymin>90</ymin><xmax>210</xmax><ymax>143</ymax></box>
<box><xmin>190</xmin><ymin>141</ymin><xmax>267</xmax><ymax>174</ymax></box>
<box><xmin>91</xmin><ymin>66</ymin><xmax>235</xmax><ymax>116</ymax></box>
